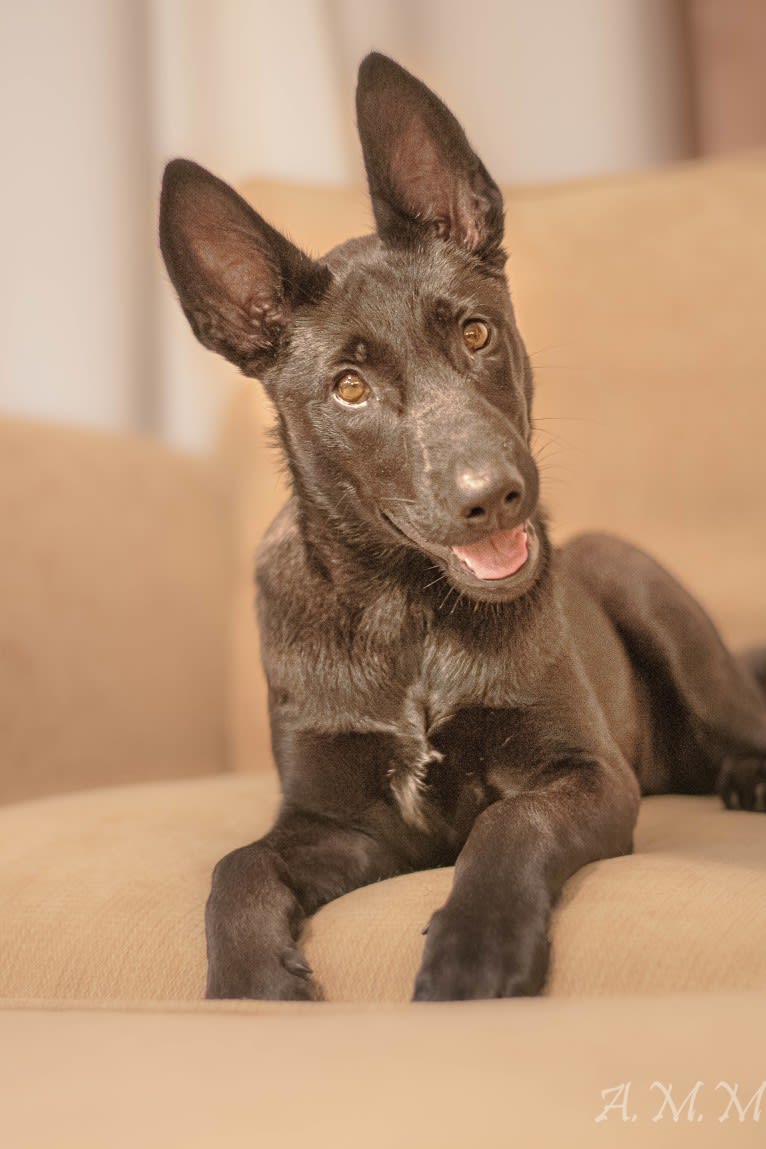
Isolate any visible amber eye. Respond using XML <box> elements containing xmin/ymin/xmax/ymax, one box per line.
<box><xmin>333</xmin><ymin>371</ymin><xmax>370</xmax><ymax>406</ymax></box>
<box><xmin>462</xmin><ymin>319</ymin><xmax>491</xmax><ymax>351</ymax></box>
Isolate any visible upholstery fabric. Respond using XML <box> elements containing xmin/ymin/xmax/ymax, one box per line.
<box><xmin>2</xmin><ymin>773</ymin><xmax>765</xmax><ymax>1005</ymax></box>
<box><xmin>2</xmin><ymin>992</ymin><xmax>766</xmax><ymax>1148</ymax></box>
<box><xmin>0</xmin><ymin>418</ymin><xmax>233</xmax><ymax>804</ymax></box>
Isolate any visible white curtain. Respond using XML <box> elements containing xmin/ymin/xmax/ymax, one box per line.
<box><xmin>1</xmin><ymin>0</ymin><xmax>693</xmax><ymax>453</ymax></box>
<box><xmin>1</xmin><ymin>2</ymin><xmax>155</xmax><ymax>434</ymax></box>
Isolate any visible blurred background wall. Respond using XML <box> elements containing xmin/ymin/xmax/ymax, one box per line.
<box><xmin>1</xmin><ymin>0</ymin><xmax>765</xmax><ymax>452</ymax></box>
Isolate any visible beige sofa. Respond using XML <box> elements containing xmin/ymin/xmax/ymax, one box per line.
<box><xmin>1</xmin><ymin>155</ymin><xmax>766</xmax><ymax>1147</ymax></box>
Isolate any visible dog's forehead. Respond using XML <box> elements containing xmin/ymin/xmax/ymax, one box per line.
<box><xmin>317</xmin><ymin>241</ymin><xmax>503</xmax><ymax>341</ymax></box>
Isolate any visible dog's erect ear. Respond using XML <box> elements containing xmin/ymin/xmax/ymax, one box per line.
<box><xmin>159</xmin><ymin>160</ymin><xmax>331</xmax><ymax>376</ymax></box>
<box><xmin>356</xmin><ymin>53</ymin><xmax>505</xmax><ymax>265</ymax></box>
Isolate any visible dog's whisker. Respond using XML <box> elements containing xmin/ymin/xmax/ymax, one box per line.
<box><xmin>532</xmin><ymin>430</ymin><xmax>578</xmax><ymax>454</ymax></box>
<box><xmin>533</xmin><ymin>441</ymin><xmax>566</xmax><ymax>459</ymax></box>
<box><xmin>526</xmin><ymin>340</ymin><xmax>575</xmax><ymax>360</ymax></box>
<box><xmin>449</xmin><ymin>589</ymin><xmax>467</xmax><ymax>617</ymax></box>
<box><xmin>438</xmin><ymin>586</ymin><xmax>458</xmax><ymax>612</ymax></box>
<box><xmin>532</xmin><ymin>422</ymin><xmax>572</xmax><ymax>440</ymax></box>
<box><xmin>535</xmin><ymin>451</ymin><xmax>568</xmax><ymax>468</ymax></box>
<box><xmin>533</xmin><ymin>415</ymin><xmax>607</xmax><ymax>427</ymax></box>
<box><xmin>534</xmin><ymin>451</ymin><xmax>569</xmax><ymax>472</ymax></box>
<box><xmin>528</xmin><ymin>365</ymin><xmax>597</xmax><ymax>374</ymax></box>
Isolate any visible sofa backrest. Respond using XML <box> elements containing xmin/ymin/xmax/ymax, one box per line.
<box><xmin>0</xmin><ymin>418</ymin><xmax>233</xmax><ymax>803</ymax></box>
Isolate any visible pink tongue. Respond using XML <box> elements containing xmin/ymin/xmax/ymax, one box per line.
<box><xmin>451</xmin><ymin>526</ymin><xmax>528</xmax><ymax>580</ymax></box>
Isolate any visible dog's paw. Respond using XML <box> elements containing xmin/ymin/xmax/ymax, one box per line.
<box><xmin>206</xmin><ymin>946</ymin><xmax>320</xmax><ymax>1001</ymax></box>
<box><xmin>412</xmin><ymin>906</ymin><xmax>549</xmax><ymax>1002</ymax></box>
<box><xmin>717</xmin><ymin>756</ymin><xmax>766</xmax><ymax>813</ymax></box>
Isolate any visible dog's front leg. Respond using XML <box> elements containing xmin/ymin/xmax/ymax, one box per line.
<box><xmin>413</xmin><ymin>755</ymin><xmax>639</xmax><ymax>1001</ymax></box>
<box><xmin>205</xmin><ymin>806</ymin><xmax>403</xmax><ymax>1000</ymax></box>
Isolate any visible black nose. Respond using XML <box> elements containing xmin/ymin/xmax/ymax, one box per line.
<box><xmin>454</xmin><ymin>463</ymin><xmax>525</xmax><ymax>526</ymax></box>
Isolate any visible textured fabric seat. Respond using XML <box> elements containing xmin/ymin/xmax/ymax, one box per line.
<box><xmin>2</xmin><ymin>773</ymin><xmax>764</xmax><ymax>1004</ymax></box>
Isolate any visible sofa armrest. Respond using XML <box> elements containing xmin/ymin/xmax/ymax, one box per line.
<box><xmin>0</xmin><ymin>417</ymin><xmax>233</xmax><ymax>804</ymax></box>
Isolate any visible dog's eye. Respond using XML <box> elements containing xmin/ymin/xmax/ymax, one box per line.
<box><xmin>333</xmin><ymin>371</ymin><xmax>370</xmax><ymax>406</ymax></box>
<box><xmin>462</xmin><ymin>320</ymin><xmax>491</xmax><ymax>351</ymax></box>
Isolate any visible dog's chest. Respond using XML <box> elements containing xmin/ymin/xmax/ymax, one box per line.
<box><xmin>387</xmin><ymin>631</ymin><xmax>524</xmax><ymax>830</ymax></box>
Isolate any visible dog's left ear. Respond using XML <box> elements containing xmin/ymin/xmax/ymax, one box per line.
<box><xmin>356</xmin><ymin>53</ymin><xmax>505</xmax><ymax>266</ymax></box>
<box><xmin>159</xmin><ymin>160</ymin><xmax>331</xmax><ymax>377</ymax></box>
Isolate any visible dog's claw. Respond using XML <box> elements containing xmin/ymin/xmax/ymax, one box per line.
<box><xmin>718</xmin><ymin>756</ymin><xmax>766</xmax><ymax>813</ymax></box>
<box><xmin>413</xmin><ymin>907</ymin><xmax>549</xmax><ymax>1002</ymax></box>
<box><xmin>281</xmin><ymin>948</ymin><xmax>313</xmax><ymax>978</ymax></box>
<box><xmin>206</xmin><ymin>939</ymin><xmax>319</xmax><ymax>1000</ymax></box>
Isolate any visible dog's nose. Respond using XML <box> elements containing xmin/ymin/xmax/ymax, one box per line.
<box><xmin>454</xmin><ymin>463</ymin><xmax>525</xmax><ymax>526</ymax></box>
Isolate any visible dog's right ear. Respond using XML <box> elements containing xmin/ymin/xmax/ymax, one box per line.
<box><xmin>159</xmin><ymin>160</ymin><xmax>331</xmax><ymax>377</ymax></box>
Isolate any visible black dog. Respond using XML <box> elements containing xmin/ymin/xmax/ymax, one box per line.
<box><xmin>160</xmin><ymin>53</ymin><xmax>766</xmax><ymax>1001</ymax></box>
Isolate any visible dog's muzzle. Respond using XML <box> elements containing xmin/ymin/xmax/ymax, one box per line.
<box><xmin>382</xmin><ymin>511</ymin><xmax>541</xmax><ymax>601</ymax></box>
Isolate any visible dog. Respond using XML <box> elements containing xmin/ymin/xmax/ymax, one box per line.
<box><xmin>159</xmin><ymin>52</ymin><xmax>766</xmax><ymax>1001</ymax></box>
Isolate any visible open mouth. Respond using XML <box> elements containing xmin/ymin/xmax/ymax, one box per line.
<box><xmin>382</xmin><ymin>511</ymin><xmax>540</xmax><ymax>598</ymax></box>
<box><xmin>451</xmin><ymin>524</ymin><xmax>530</xmax><ymax>581</ymax></box>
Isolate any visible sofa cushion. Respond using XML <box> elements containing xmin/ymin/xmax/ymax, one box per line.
<box><xmin>1</xmin><ymin>774</ymin><xmax>765</xmax><ymax>1003</ymax></box>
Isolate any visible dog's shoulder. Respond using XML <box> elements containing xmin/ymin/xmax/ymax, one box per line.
<box><xmin>255</xmin><ymin>500</ymin><xmax>302</xmax><ymax>590</ymax></box>
<box><xmin>254</xmin><ymin>499</ymin><xmax>342</xmax><ymax>644</ymax></box>
<box><xmin>254</xmin><ymin>500</ymin><xmax>322</xmax><ymax>655</ymax></box>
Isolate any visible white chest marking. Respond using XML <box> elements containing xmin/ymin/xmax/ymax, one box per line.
<box><xmin>388</xmin><ymin>743</ymin><xmax>444</xmax><ymax>829</ymax></box>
